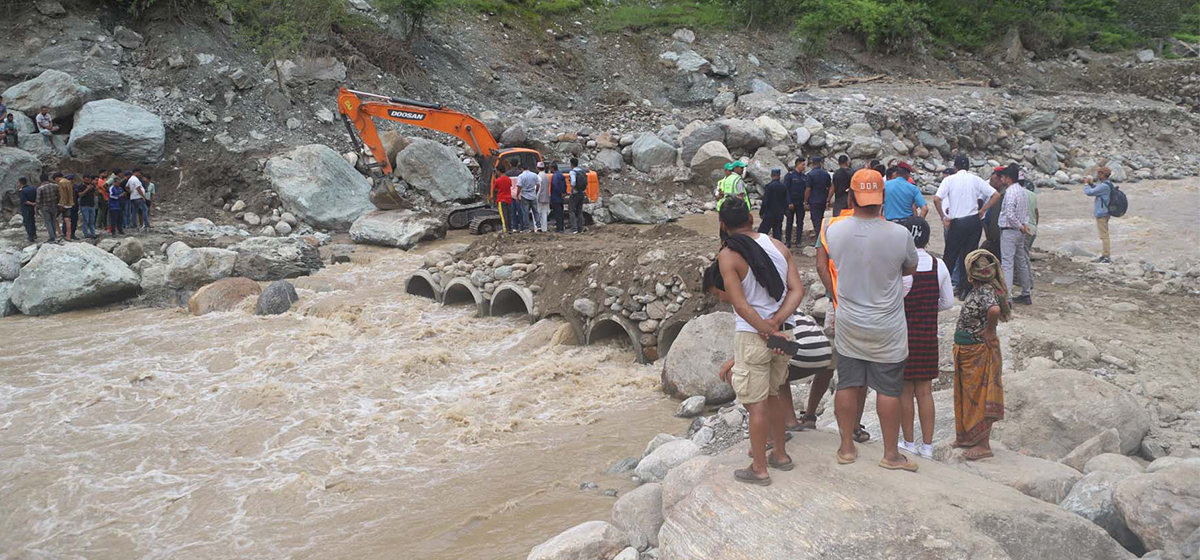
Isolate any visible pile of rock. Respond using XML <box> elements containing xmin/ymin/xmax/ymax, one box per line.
<box><xmin>423</xmin><ymin>251</ymin><xmax>542</xmax><ymax>301</ymax></box>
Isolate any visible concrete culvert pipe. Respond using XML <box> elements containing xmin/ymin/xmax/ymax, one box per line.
<box><xmin>404</xmin><ymin>270</ymin><xmax>440</xmax><ymax>301</ymax></box>
<box><xmin>489</xmin><ymin>282</ymin><xmax>536</xmax><ymax>323</ymax></box>
<box><xmin>441</xmin><ymin>277</ymin><xmax>487</xmax><ymax>317</ymax></box>
<box><xmin>656</xmin><ymin>320</ymin><xmax>688</xmax><ymax>360</ymax></box>
<box><xmin>586</xmin><ymin>314</ymin><xmax>646</xmax><ymax>363</ymax></box>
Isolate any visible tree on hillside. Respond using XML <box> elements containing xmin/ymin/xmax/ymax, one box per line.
<box><xmin>1120</xmin><ymin>0</ymin><xmax>1189</xmax><ymax>53</ymax></box>
<box><xmin>379</xmin><ymin>0</ymin><xmax>442</xmax><ymax>39</ymax></box>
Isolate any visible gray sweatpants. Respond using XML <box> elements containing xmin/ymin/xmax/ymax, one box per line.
<box><xmin>1001</xmin><ymin>229</ymin><xmax>1031</xmax><ymax>297</ymax></box>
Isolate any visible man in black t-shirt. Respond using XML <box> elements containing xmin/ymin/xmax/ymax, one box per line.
<box><xmin>831</xmin><ymin>155</ymin><xmax>852</xmax><ymax>215</ymax></box>
<box><xmin>806</xmin><ymin>156</ymin><xmax>833</xmax><ymax>240</ymax></box>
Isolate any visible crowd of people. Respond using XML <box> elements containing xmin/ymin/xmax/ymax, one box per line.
<box><xmin>16</xmin><ymin>168</ymin><xmax>155</xmax><ymax>244</ymax></box>
<box><xmin>700</xmin><ymin>150</ymin><xmax>1127</xmax><ymax>484</ymax></box>
<box><xmin>490</xmin><ymin>157</ymin><xmax>590</xmax><ymax>234</ymax></box>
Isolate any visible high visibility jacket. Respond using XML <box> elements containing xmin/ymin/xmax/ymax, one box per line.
<box><xmin>716</xmin><ymin>174</ymin><xmax>750</xmax><ymax>211</ymax></box>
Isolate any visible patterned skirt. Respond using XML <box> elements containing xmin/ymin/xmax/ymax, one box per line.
<box><xmin>953</xmin><ymin>339</ymin><xmax>1004</xmax><ymax>446</ymax></box>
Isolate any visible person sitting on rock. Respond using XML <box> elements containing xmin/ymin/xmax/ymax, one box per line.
<box><xmin>951</xmin><ymin>249</ymin><xmax>1009</xmax><ymax>461</ymax></box>
<box><xmin>2</xmin><ymin>113</ymin><xmax>17</xmax><ymax>147</ymax></box>
<box><xmin>703</xmin><ymin>200</ymin><xmax>804</xmax><ymax>485</ymax></box>
<box><xmin>36</xmin><ymin>106</ymin><xmax>59</xmax><ymax>148</ymax></box>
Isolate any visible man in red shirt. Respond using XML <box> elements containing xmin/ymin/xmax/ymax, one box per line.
<box><xmin>492</xmin><ymin>166</ymin><xmax>514</xmax><ymax>233</ymax></box>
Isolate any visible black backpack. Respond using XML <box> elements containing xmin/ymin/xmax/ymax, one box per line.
<box><xmin>1107</xmin><ymin>183</ymin><xmax>1128</xmax><ymax>218</ymax></box>
<box><xmin>572</xmin><ymin>168</ymin><xmax>588</xmax><ymax>197</ymax></box>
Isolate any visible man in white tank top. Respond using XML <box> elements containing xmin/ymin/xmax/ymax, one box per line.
<box><xmin>710</xmin><ymin>201</ymin><xmax>805</xmax><ymax>486</ymax></box>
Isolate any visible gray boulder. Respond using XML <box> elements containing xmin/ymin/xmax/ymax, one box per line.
<box><xmin>942</xmin><ymin>445</ymin><xmax>1084</xmax><ymax>505</ymax></box>
<box><xmin>717</xmin><ymin>119</ymin><xmax>766</xmax><ymax>154</ymax></box>
<box><xmin>479</xmin><ymin>110</ymin><xmax>506</xmax><ymax>137</ymax></box>
<box><xmin>0</xmin><ymin>147</ymin><xmax>43</xmax><ymax>198</ymax></box>
<box><xmin>2</xmin><ymin>69</ymin><xmax>91</xmax><ymax>119</ymax></box>
<box><xmin>10</xmin><ymin>243</ymin><xmax>139</xmax><ymax>315</ymax></box>
<box><xmin>166</xmin><ymin>245</ymin><xmax>209</xmax><ymax>288</ymax></box>
<box><xmin>1112</xmin><ymin>463</ymin><xmax>1200</xmax><ymax>552</ymax></box>
<box><xmin>661</xmin><ymin>455</ymin><xmax>713</xmax><ymax>513</ymax></box>
<box><xmin>1036</xmin><ymin>141</ymin><xmax>1061</xmax><ymax>174</ymax></box>
<box><xmin>592</xmin><ymin>149</ymin><xmax>624</xmax><ymax>175</ymax></box>
<box><xmin>1084</xmin><ymin>453</ymin><xmax>1144</xmax><ymax>477</ymax></box>
<box><xmin>276</xmin><ymin>57</ymin><xmax>346</xmax><ymax>84</ymax></box>
<box><xmin>527</xmin><ymin>520</ymin><xmax>628</xmax><ymax>560</ymax></box>
<box><xmin>635</xmin><ymin>439</ymin><xmax>701</xmax><ymax>483</ymax></box>
<box><xmin>712</xmin><ymin>91</ymin><xmax>735</xmax><ymax>112</ymax></box>
<box><xmin>994</xmin><ymin>366</ymin><xmax>1151</xmax><ymax>460</ymax></box>
<box><xmin>349</xmin><ymin>210</ymin><xmax>446</xmax><ymax>249</ymax></box>
<box><xmin>631</xmin><ymin>133</ymin><xmax>677</xmax><ymax>172</ymax></box>
<box><xmin>394</xmin><ymin>138</ymin><xmax>474</xmax><ymax>203</ymax></box>
<box><xmin>1061</xmin><ymin>428</ymin><xmax>1121</xmax><ymax>472</ymax></box>
<box><xmin>1020</xmin><ymin>111</ymin><xmax>1062</xmax><ymax>139</ymax></box>
<box><xmin>111</xmin><ymin>237</ymin><xmax>144</xmax><ymax>265</ymax></box>
<box><xmin>230</xmin><ymin>237</ymin><xmax>323</xmax><ymax>281</ymax></box>
<box><xmin>607</xmin><ymin>194</ymin><xmax>672</xmax><ymax>225</ymax></box>
<box><xmin>612</xmin><ymin>482</ymin><xmax>664</xmax><ymax>550</ymax></box>
<box><xmin>917</xmin><ymin>131</ymin><xmax>951</xmax><ymax>157</ymax></box>
<box><xmin>113</xmin><ymin>26</ymin><xmax>144</xmax><ymax>49</ymax></box>
<box><xmin>679</xmin><ymin>123</ymin><xmax>725</xmax><ymax>164</ymax></box>
<box><xmin>500</xmin><ymin>122</ymin><xmax>529</xmax><ymax>146</ymax></box>
<box><xmin>848</xmin><ymin>136</ymin><xmax>884</xmax><ymax>159</ymax></box>
<box><xmin>0</xmin><ymin>281</ymin><xmax>16</xmax><ymax>317</ymax></box>
<box><xmin>675</xmin><ymin>395</ymin><xmax>705</xmax><ymax>418</ymax></box>
<box><xmin>67</xmin><ymin>99</ymin><xmax>165</xmax><ymax>163</ymax></box>
<box><xmin>255</xmin><ymin>280</ymin><xmax>298</xmax><ymax>315</ymax></box>
<box><xmin>689</xmin><ymin>141</ymin><xmax>732</xmax><ymax>184</ymax></box>
<box><xmin>1061</xmin><ymin>472</ymin><xmax>1144</xmax><ymax>553</ymax></box>
<box><xmin>0</xmin><ymin>248</ymin><xmax>19</xmax><ymax>281</ymax></box>
<box><xmin>746</xmin><ymin>147</ymin><xmax>784</xmax><ymax>188</ymax></box>
<box><xmin>657</xmin><ymin>124</ymin><xmax>682</xmax><ymax>147</ymax></box>
<box><xmin>572</xmin><ymin>298</ymin><xmax>597</xmax><ymax>318</ymax></box>
<box><xmin>661</xmin><ymin>311</ymin><xmax>736</xmax><ymax>404</ymax></box>
<box><xmin>196</xmin><ymin>247</ymin><xmax>238</xmax><ymax>281</ymax></box>
<box><xmin>265</xmin><ymin>144</ymin><xmax>374</xmax><ymax>229</ymax></box>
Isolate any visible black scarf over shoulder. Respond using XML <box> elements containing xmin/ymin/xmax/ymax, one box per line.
<box><xmin>722</xmin><ymin>234</ymin><xmax>785</xmax><ymax>301</ymax></box>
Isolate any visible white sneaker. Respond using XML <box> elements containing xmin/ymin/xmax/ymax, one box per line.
<box><xmin>918</xmin><ymin>443</ymin><xmax>934</xmax><ymax>459</ymax></box>
<box><xmin>899</xmin><ymin>440</ymin><xmax>918</xmax><ymax>454</ymax></box>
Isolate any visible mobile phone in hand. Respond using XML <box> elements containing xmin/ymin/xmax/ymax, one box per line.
<box><xmin>766</xmin><ymin>335</ymin><xmax>800</xmax><ymax>356</ymax></box>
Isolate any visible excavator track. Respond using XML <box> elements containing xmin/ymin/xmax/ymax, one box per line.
<box><xmin>468</xmin><ymin>215</ymin><xmax>503</xmax><ymax>235</ymax></box>
<box><xmin>447</xmin><ymin>203</ymin><xmax>489</xmax><ymax>229</ymax></box>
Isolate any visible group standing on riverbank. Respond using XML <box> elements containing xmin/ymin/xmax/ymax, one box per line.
<box><xmin>18</xmin><ymin>167</ymin><xmax>156</xmax><ymax>243</ymax></box>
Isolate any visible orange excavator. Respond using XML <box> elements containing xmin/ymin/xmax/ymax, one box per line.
<box><xmin>337</xmin><ymin>87</ymin><xmax>598</xmax><ymax>234</ymax></box>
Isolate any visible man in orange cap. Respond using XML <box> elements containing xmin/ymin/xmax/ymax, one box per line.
<box><xmin>821</xmin><ymin>168</ymin><xmax>919</xmax><ymax>472</ymax></box>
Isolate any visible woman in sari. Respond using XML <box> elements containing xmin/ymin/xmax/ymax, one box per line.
<box><xmin>952</xmin><ymin>249</ymin><xmax>1010</xmax><ymax>460</ymax></box>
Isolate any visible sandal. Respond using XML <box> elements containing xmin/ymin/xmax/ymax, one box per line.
<box><xmin>734</xmin><ymin>467</ymin><xmax>772</xmax><ymax>486</ymax></box>
<box><xmin>746</xmin><ymin>432</ymin><xmax>796</xmax><ymax>457</ymax></box>
<box><xmin>963</xmin><ymin>448</ymin><xmax>994</xmax><ymax>461</ymax></box>
<box><xmin>836</xmin><ymin>450</ymin><xmax>857</xmax><ymax>465</ymax></box>
<box><xmin>853</xmin><ymin>425</ymin><xmax>871</xmax><ymax>443</ymax></box>
<box><xmin>878</xmin><ymin>458</ymin><xmax>919</xmax><ymax>472</ymax></box>
<box><xmin>795</xmin><ymin>414</ymin><xmax>818</xmax><ymax>431</ymax></box>
<box><xmin>768</xmin><ymin>454</ymin><xmax>796</xmax><ymax>471</ymax></box>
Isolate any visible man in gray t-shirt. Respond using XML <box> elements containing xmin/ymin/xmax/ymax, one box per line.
<box><xmin>820</xmin><ymin>168</ymin><xmax>919</xmax><ymax>472</ymax></box>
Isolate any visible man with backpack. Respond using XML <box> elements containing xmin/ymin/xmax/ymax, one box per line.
<box><xmin>569</xmin><ymin>158</ymin><xmax>588</xmax><ymax>234</ymax></box>
<box><xmin>1084</xmin><ymin>166</ymin><xmax>1123</xmax><ymax>264</ymax></box>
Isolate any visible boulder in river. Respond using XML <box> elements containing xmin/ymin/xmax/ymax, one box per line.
<box><xmin>635</xmin><ymin>439</ymin><xmax>700</xmax><ymax>483</ymax></box>
<box><xmin>188</xmin><ymin>277</ymin><xmax>262</xmax><ymax>316</ymax></box>
<box><xmin>10</xmin><ymin>243</ymin><xmax>139</xmax><ymax>315</ymax></box>
<box><xmin>394</xmin><ymin>138</ymin><xmax>474</xmax><ymax>203</ymax></box>
<box><xmin>612</xmin><ymin>482</ymin><xmax>664</xmax><ymax>550</ymax></box>
<box><xmin>660</xmin><ymin>311</ymin><xmax>736</xmax><ymax>404</ymax></box>
<box><xmin>607</xmin><ymin>193</ymin><xmax>672</xmax><ymax>225</ymax></box>
<box><xmin>1112</xmin><ymin>462</ymin><xmax>1200</xmax><ymax>552</ymax></box>
<box><xmin>2</xmin><ymin>69</ymin><xmax>91</xmax><ymax>119</ymax></box>
<box><xmin>255</xmin><ymin>280</ymin><xmax>298</xmax><ymax>315</ymax></box>
<box><xmin>658</xmin><ymin>431</ymin><xmax>1136</xmax><ymax>560</ymax></box>
<box><xmin>349</xmin><ymin>210</ymin><xmax>446</xmax><ymax>249</ymax></box>
<box><xmin>527</xmin><ymin>520</ymin><xmax>628</xmax><ymax>560</ymax></box>
<box><xmin>0</xmin><ymin>147</ymin><xmax>41</xmax><ymax>198</ymax></box>
<box><xmin>265</xmin><ymin>144</ymin><xmax>374</xmax><ymax>230</ymax></box>
<box><xmin>994</xmin><ymin>366</ymin><xmax>1150</xmax><ymax>460</ymax></box>
<box><xmin>0</xmin><ymin>281</ymin><xmax>16</xmax><ymax>317</ymax></box>
<box><xmin>230</xmin><ymin>237</ymin><xmax>323</xmax><ymax>281</ymax></box>
<box><xmin>67</xmin><ymin>99</ymin><xmax>165</xmax><ymax>163</ymax></box>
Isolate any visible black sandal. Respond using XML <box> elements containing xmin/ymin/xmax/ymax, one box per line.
<box><xmin>768</xmin><ymin>454</ymin><xmax>796</xmax><ymax>471</ymax></box>
<box><xmin>853</xmin><ymin>425</ymin><xmax>871</xmax><ymax>443</ymax></box>
<box><xmin>734</xmin><ymin>467</ymin><xmax>772</xmax><ymax>486</ymax></box>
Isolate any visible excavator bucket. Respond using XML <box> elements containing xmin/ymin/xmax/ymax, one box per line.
<box><xmin>369</xmin><ymin>177</ymin><xmax>403</xmax><ymax>210</ymax></box>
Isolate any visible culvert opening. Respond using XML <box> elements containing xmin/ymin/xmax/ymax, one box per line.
<box><xmin>405</xmin><ymin>276</ymin><xmax>437</xmax><ymax>300</ymax></box>
<box><xmin>442</xmin><ymin>284</ymin><xmax>477</xmax><ymax>306</ymax></box>
<box><xmin>490</xmin><ymin>288</ymin><xmax>530</xmax><ymax>316</ymax></box>
<box><xmin>658</xmin><ymin>321</ymin><xmax>687</xmax><ymax>359</ymax></box>
<box><xmin>590</xmin><ymin>319</ymin><xmax>634</xmax><ymax>349</ymax></box>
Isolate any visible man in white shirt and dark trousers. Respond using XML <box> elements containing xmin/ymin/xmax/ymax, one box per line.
<box><xmin>933</xmin><ymin>155</ymin><xmax>1001</xmax><ymax>298</ymax></box>
<box><xmin>127</xmin><ymin>170</ymin><xmax>150</xmax><ymax>232</ymax></box>
<box><xmin>996</xmin><ymin>164</ymin><xmax>1033</xmax><ymax>305</ymax></box>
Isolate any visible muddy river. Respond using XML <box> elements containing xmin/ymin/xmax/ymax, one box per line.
<box><xmin>0</xmin><ymin>239</ymin><xmax>683</xmax><ymax>559</ymax></box>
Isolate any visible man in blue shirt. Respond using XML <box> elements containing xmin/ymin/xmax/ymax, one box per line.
<box><xmin>1084</xmin><ymin>166</ymin><xmax>1115</xmax><ymax>264</ymax></box>
<box><xmin>882</xmin><ymin>162</ymin><xmax>928</xmax><ymax>222</ymax></box>
<box><xmin>550</xmin><ymin>163</ymin><xmax>568</xmax><ymax>232</ymax></box>
<box><xmin>782</xmin><ymin>158</ymin><xmax>807</xmax><ymax>247</ymax></box>
<box><xmin>805</xmin><ymin>156</ymin><xmax>833</xmax><ymax>240</ymax></box>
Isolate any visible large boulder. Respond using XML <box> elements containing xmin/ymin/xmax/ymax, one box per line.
<box><xmin>255</xmin><ymin>280</ymin><xmax>298</xmax><ymax>315</ymax></box>
<box><xmin>658</xmin><ymin>431</ymin><xmax>1136</xmax><ymax>560</ymax></box>
<box><xmin>187</xmin><ymin>277</ymin><xmax>262</xmax><ymax>315</ymax></box>
<box><xmin>635</xmin><ymin>439</ymin><xmax>700</xmax><ymax>483</ymax></box>
<box><xmin>592</xmin><ymin>149</ymin><xmax>625</xmax><ymax>175</ymax></box>
<box><xmin>917</xmin><ymin>131</ymin><xmax>951</xmax><ymax>157</ymax></box>
<box><xmin>394</xmin><ymin>138</ymin><xmax>474</xmax><ymax>203</ymax></box>
<box><xmin>67</xmin><ymin>99</ymin><xmax>164</xmax><ymax>163</ymax></box>
<box><xmin>607</xmin><ymin>194</ymin><xmax>672</xmax><ymax>225</ymax></box>
<box><xmin>942</xmin><ymin>445</ymin><xmax>1084</xmax><ymax>505</ymax></box>
<box><xmin>1062</xmin><ymin>471</ymin><xmax>1144</xmax><ymax>553</ymax></box>
<box><xmin>1112</xmin><ymin>463</ymin><xmax>1200</xmax><ymax>551</ymax></box>
<box><xmin>746</xmin><ymin>147</ymin><xmax>785</xmax><ymax>188</ymax></box>
<box><xmin>349</xmin><ymin>210</ymin><xmax>446</xmax><ymax>249</ymax></box>
<box><xmin>1035</xmin><ymin>141</ymin><xmax>1061</xmax><ymax>174</ymax></box>
<box><xmin>679</xmin><ymin>123</ymin><xmax>725</xmax><ymax>165</ymax></box>
<box><xmin>848</xmin><ymin>136</ymin><xmax>884</xmax><ymax>159</ymax></box>
<box><xmin>230</xmin><ymin>237</ymin><xmax>323</xmax><ymax>281</ymax></box>
<box><xmin>196</xmin><ymin>247</ymin><xmax>238</xmax><ymax>281</ymax></box>
<box><xmin>661</xmin><ymin>311</ymin><xmax>736</xmax><ymax>404</ymax></box>
<box><xmin>994</xmin><ymin>366</ymin><xmax>1151</xmax><ymax>460</ymax></box>
<box><xmin>818</xmin><ymin>389</ymin><xmax>957</xmax><ymax>445</ymax></box>
<box><xmin>1019</xmin><ymin>111</ymin><xmax>1061</xmax><ymax>140</ymax></box>
<box><xmin>166</xmin><ymin>244</ymin><xmax>210</xmax><ymax>289</ymax></box>
<box><xmin>276</xmin><ymin>56</ymin><xmax>346</xmax><ymax>84</ymax></box>
<box><xmin>10</xmin><ymin>243</ymin><xmax>139</xmax><ymax>315</ymax></box>
<box><xmin>0</xmin><ymin>248</ymin><xmax>19</xmax><ymax>281</ymax></box>
<box><xmin>527</xmin><ymin>520</ymin><xmax>628</xmax><ymax>560</ymax></box>
<box><xmin>1061</xmin><ymin>428</ymin><xmax>1122</xmax><ymax>472</ymax></box>
<box><xmin>689</xmin><ymin>141</ymin><xmax>732</xmax><ymax>184</ymax></box>
<box><xmin>611</xmin><ymin>482</ymin><xmax>664</xmax><ymax>550</ymax></box>
<box><xmin>0</xmin><ymin>281</ymin><xmax>16</xmax><ymax>317</ymax></box>
<box><xmin>1084</xmin><ymin>454</ymin><xmax>1144</xmax><ymax>477</ymax></box>
<box><xmin>378</xmin><ymin>130</ymin><xmax>411</xmax><ymax>165</ymax></box>
<box><xmin>631</xmin><ymin>133</ymin><xmax>677</xmax><ymax>172</ymax></box>
<box><xmin>717</xmin><ymin>119</ymin><xmax>766</xmax><ymax>154</ymax></box>
<box><xmin>2</xmin><ymin>69</ymin><xmax>91</xmax><ymax>119</ymax></box>
<box><xmin>265</xmin><ymin>144</ymin><xmax>374</xmax><ymax>230</ymax></box>
<box><xmin>0</xmin><ymin>147</ymin><xmax>41</xmax><ymax>198</ymax></box>
<box><xmin>111</xmin><ymin>237</ymin><xmax>144</xmax><ymax>265</ymax></box>
<box><xmin>753</xmin><ymin>115</ymin><xmax>788</xmax><ymax>144</ymax></box>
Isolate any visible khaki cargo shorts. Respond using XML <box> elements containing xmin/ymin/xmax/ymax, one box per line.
<box><xmin>731</xmin><ymin>331</ymin><xmax>793</xmax><ymax>405</ymax></box>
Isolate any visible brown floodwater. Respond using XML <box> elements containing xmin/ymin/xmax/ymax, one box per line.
<box><xmin>0</xmin><ymin>242</ymin><xmax>684</xmax><ymax>559</ymax></box>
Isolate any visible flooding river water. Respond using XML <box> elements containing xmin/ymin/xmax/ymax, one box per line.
<box><xmin>0</xmin><ymin>239</ymin><xmax>683</xmax><ymax>559</ymax></box>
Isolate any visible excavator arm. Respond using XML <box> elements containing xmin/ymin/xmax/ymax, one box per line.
<box><xmin>337</xmin><ymin>87</ymin><xmax>503</xmax><ymax>208</ymax></box>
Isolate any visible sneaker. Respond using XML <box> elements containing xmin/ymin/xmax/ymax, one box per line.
<box><xmin>918</xmin><ymin>443</ymin><xmax>934</xmax><ymax>459</ymax></box>
<box><xmin>1013</xmin><ymin>295</ymin><xmax>1033</xmax><ymax>305</ymax></box>
<box><xmin>1097</xmin><ymin>256</ymin><xmax>1112</xmax><ymax>264</ymax></box>
<box><xmin>899</xmin><ymin>440</ymin><xmax>918</xmax><ymax>454</ymax></box>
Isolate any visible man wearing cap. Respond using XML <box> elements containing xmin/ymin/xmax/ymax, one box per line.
<box><xmin>716</xmin><ymin>162</ymin><xmax>750</xmax><ymax>210</ymax></box>
<box><xmin>805</xmin><ymin>156</ymin><xmax>833</xmax><ymax>240</ymax></box>
<box><xmin>883</xmin><ymin>162</ymin><xmax>928</xmax><ymax>222</ymax></box>
<box><xmin>758</xmin><ymin>168</ymin><xmax>788</xmax><ymax>241</ymax></box>
<box><xmin>823</xmin><ymin>168</ymin><xmax>919</xmax><ymax>472</ymax></box>
<box><xmin>997</xmin><ymin>164</ymin><xmax>1033</xmax><ymax>305</ymax></box>
<box><xmin>934</xmin><ymin>155</ymin><xmax>1001</xmax><ymax>296</ymax></box>
<box><xmin>783</xmin><ymin>157</ymin><xmax>808</xmax><ymax>247</ymax></box>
